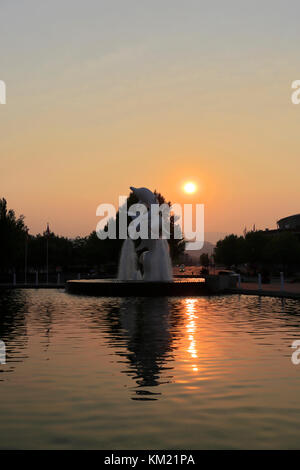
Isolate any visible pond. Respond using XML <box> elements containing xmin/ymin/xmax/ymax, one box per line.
<box><xmin>0</xmin><ymin>289</ymin><xmax>300</xmax><ymax>449</ymax></box>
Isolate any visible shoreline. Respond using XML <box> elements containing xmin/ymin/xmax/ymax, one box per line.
<box><xmin>1</xmin><ymin>281</ymin><xmax>300</xmax><ymax>300</ymax></box>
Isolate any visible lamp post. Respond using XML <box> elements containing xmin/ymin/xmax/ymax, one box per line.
<box><xmin>258</xmin><ymin>273</ymin><xmax>262</xmax><ymax>290</ymax></box>
<box><xmin>46</xmin><ymin>238</ymin><xmax>48</xmax><ymax>284</ymax></box>
<box><xmin>280</xmin><ymin>272</ymin><xmax>284</xmax><ymax>292</ymax></box>
<box><xmin>24</xmin><ymin>228</ymin><xmax>28</xmax><ymax>284</ymax></box>
<box><xmin>46</xmin><ymin>223</ymin><xmax>50</xmax><ymax>284</ymax></box>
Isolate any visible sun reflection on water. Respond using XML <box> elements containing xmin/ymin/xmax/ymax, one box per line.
<box><xmin>185</xmin><ymin>298</ymin><xmax>199</xmax><ymax>373</ymax></box>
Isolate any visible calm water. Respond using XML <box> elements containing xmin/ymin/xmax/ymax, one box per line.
<box><xmin>0</xmin><ymin>289</ymin><xmax>300</xmax><ymax>449</ymax></box>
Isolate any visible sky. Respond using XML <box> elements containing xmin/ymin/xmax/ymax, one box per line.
<box><xmin>1</xmin><ymin>0</ymin><xmax>300</xmax><ymax>242</ymax></box>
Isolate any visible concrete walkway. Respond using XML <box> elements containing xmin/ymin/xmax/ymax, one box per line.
<box><xmin>229</xmin><ymin>282</ymin><xmax>300</xmax><ymax>300</ymax></box>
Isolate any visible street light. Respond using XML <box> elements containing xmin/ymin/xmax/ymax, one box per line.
<box><xmin>45</xmin><ymin>223</ymin><xmax>50</xmax><ymax>284</ymax></box>
<box><xmin>24</xmin><ymin>228</ymin><xmax>28</xmax><ymax>284</ymax></box>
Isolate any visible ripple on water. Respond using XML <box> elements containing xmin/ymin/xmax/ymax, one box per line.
<box><xmin>0</xmin><ymin>290</ymin><xmax>300</xmax><ymax>448</ymax></box>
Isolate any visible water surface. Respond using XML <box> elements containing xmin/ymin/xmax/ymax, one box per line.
<box><xmin>0</xmin><ymin>289</ymin><xmax>300</xmax><ymax>449</ymax></box>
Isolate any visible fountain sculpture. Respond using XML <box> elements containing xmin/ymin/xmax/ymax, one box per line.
<box><xmin>117</xmin><ymin>187</ymin><xmax>173</xmax><ymax>282</ymax></box>
<box><xmin>67</xmin><ymin>186</ymin><xmax>215</xmax><ymax>296</ymax></box>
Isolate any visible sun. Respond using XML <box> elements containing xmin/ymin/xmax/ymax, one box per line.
<box><xmin>183</xmin><ymin>182</ymin><xmax>197</xmax><ymax>194</ymax></box>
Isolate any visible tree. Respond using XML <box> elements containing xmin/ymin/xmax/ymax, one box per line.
<box><xmin>0</xmin><ymin>190</ymin><xmax>185</xmax><ymax>277</ymax></box>
<box><xmin>153</xmin><ymin>191</ymin><xmax>185</xmax><ymax>262</ymax></box>
<box><xmin>214</xmin><ymin>229</ymin><xmax>300</xmax><ymax>274</ymax></box>
<box><xmin>265</xmin><ymin>232</ymin><xmax>300</xmax><ymax>272</ymax></box>
<box><xmin>244</xmin><ymin>231</ymin><xmax>269</xmax><ymax>267</ymax></box>
<box><xmin>200</xmin><ymin>253</ymin><xmax>209</xmax><ymax>267</ymax></box>
<box><xmin>0</xmin><ymin>198</ymin><xmax>28</xmax><ymax>272</ymax></box>
<box><xmin>214</xmin><ymin>234</ymin><xmax>245</xmax><ymax>267</ymax></box>
<box><xmin>29</xmin><ymin>230</ymin><xmax>74</xmax><ymax>271</ymax></box>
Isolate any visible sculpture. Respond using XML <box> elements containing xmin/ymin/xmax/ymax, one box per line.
<box><xmin>118</xmin><ymin>187</ymin><xmax>173</xmax><ymax>281</ymax></box>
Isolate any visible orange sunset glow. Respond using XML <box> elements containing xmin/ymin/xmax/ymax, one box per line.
<box><xmin>1</xmin><ymin>2</ymin><xmax>299</xmax><ymax>241</ymax></box>
<box><xmin>2</xmin><ymin>1</ymin><xmax>300</xmax><ymax>454</ymax></box>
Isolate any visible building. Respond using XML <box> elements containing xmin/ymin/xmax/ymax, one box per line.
<box><xmin>277</xmin><ymin>214</ymin><xmax>300</xmax><ymax>231</ymax></box>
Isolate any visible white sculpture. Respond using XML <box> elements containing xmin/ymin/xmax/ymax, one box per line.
<box><xmin>118</xmin><ymin>187</ymin><xmax>173</xmax><ymax>281</ymax></box>
<box><xmin>129</xmin><ymin>186</ymin><xmax>158</xmax><ymax>207</ymax></box>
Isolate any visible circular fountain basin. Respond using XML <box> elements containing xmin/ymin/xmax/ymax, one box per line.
<box><xmin>66</xmin><ymin>278</ymin><xmax>207</xmax><ymax>297</ymax></box>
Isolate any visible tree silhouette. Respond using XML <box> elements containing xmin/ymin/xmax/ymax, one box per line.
<box><xmin>200</xmin><ymin>253</ymin><xmax>209</xmax><ymax>267</ymax></box>
<box><xmin>214</xmin><ymin>230</ymin><xmax>300</xmax><ymax>274</ymax></box>
<box><xmin>0</xmin><ymin>191</ymin><xmax>185</xmax><ymax>277</ymax></box>
<box><xmin>0</xmin><ymin>198</ymin><xmax>28</xmax><ymax>272</ymax></box>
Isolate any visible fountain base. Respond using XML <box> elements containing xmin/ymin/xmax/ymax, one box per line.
<box><xmin>66</xmin><ymin>278</ymin><xmax>222</xmax><ymax>297</ymax></box>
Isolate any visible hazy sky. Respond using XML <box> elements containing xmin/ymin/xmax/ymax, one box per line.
<box><xmin>1</xmin><ymin>0</ymin><xmax>300</xmax><ymax>240</ymax></box>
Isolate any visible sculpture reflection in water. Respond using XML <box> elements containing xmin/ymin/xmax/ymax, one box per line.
<box><xmin>100</xmin><ymin>297</ymin><xmax>183</xmax><ymax>400</ymax></box>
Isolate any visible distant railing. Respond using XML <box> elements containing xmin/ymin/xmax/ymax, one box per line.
<box><xmin>0</xmin><ymin>271</ymin><xmax>115</xmax><ymax>287</ymax></box>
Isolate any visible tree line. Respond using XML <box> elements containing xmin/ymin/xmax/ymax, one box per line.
<box><xmin>0</xmin><ymin>193</ymin><xmax>185</xmax><ymax>278</ymax></box>
<box><xmin>214</xmin><ymin>230</ymin><xmax>300</xmax><ymax>274</ymax></box>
